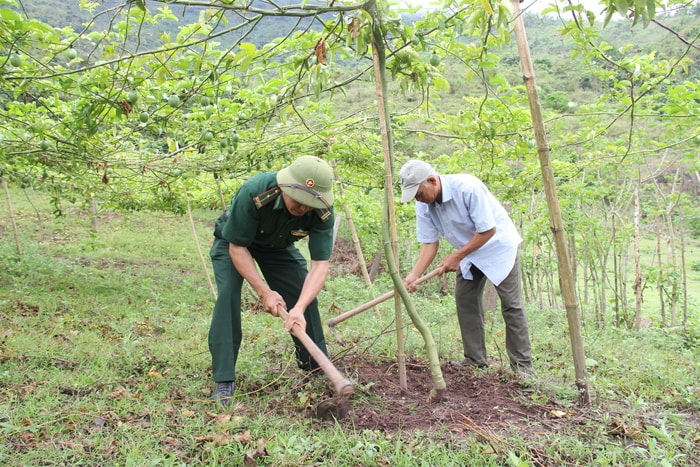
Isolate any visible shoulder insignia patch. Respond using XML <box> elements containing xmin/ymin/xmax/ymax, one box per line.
<box><xmin>253</xmin><ymin>187</ymin><xmax>281</xmax><ymax>209</ymax></box>
<box><xmin>315</xmin><ymin>208</ymin><xmax>332</xmax><ymax>221</ymax></box>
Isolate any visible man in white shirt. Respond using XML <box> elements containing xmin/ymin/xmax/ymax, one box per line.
<box><xmin>399</xmin><ymin>160</ymin><xmax>533</xmax><ymax>374</ymax></box>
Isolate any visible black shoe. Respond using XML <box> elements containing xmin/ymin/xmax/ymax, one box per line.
<box><xmin>211</xmin><ymin>381</ymin><xmax>234</xmax><ymax>407</ymax></box>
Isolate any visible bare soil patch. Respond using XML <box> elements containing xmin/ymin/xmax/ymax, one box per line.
<box><xmin>323</xmin><ymin>238</ymin><xmax>578</xmax><ymax>443</ymax></box>
<box><xmin>333</xmin><ymin>356</ymin><xmax>572</xmax><ymax>438</ymax></box>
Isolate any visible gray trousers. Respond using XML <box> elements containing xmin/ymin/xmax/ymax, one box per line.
<box><xmin>454</xmin><ymin>254</ymin><xmax>532</xmax><ymax>372</ymax></box>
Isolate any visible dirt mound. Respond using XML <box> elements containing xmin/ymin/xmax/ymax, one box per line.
<box><xmin>332</xmin><ymin>357</ymin><xmax>575</xmax><ymax>440</ymax></box>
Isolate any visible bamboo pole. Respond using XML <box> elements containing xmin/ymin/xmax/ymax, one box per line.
<box><xmin>2</xmin><ymin>176</ymin><xmax>22</xmax><ymax>257</ymax></box>
<box><xmin>328</xmin><ymin>267</ymin><xmax>442</xmax><ymax>328</ymax></box>
<box><xmin>183</xmin><ymin>182</ymin><xmax>216</xmax><ymax>300</ymax></box>
<box><xmin>366</xmin><ymin>0</ymin><xmax>445</xmax><ymax>400</ymax></box>
<box><xmin>511</xmin><ymin>0</ymin><xmax>590</xmax><ymax>405</ymax></box>
<box><xmin>367</xmin><ymin>1</ymin><xmax>406</xmax><ymax>389</ymax></box>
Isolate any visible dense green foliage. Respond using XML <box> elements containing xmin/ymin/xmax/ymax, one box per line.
<box><xmin>0</xmin><ymin>0</ymin><xmax>698</xmax><ymax>346</ymax></box>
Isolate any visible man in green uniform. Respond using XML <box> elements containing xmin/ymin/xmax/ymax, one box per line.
<box><xmin>209</xmin><ymin>156</ymin><xmax>335</xmax><ymax>407</ymax></box>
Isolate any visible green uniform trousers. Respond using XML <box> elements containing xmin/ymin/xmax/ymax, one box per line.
<box><xmin>454</xmin><ymin>254</ymin><xmax>532</xmax><ymax>372</ymax></box>
<box><xmin>208</xmin><ymin>238</ymin><xmax>328</xmax><ymax>383</ymax></box>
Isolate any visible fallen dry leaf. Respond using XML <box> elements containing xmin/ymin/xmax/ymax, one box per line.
<box><xmin>233</xmin><ymin>430</ymin><xmax>252</xmax><ymax>444</ymax></box>
<box><xmin>243</xmin><ymin>437</ymin><xmax>269</xmax><ymax>466</ymax></box>
<box><xmin>180</xmin><ymin>408</ymin><xmax>196</xmax><ymax>418</ymax></box>
<box><xmin>160</xmin><ymin>436</ymin><xmax>182</xmax><ymax>447</ymax></box>
<box><xmin>205</xmin><ymin>411</ymin><xmax>234</xmax><ymax>425</ymax></box>
<box><xmin>195</xmin><ymin>433</ymin><xmax>235</xmax><ymax>447</ymax></box>
<box><xmin>108</xmin><ymin>386</ymin><xmax>129</xmax><ymax>399</ymax></box>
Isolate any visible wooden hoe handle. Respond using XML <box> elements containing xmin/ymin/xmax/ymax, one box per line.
<box><xmin>277</xmin><ymin>305</ymin><xmax>354</xmax><ymax>397</ymax></box>
<box><xmin>327</xmin><ymin>267</ymin><xmax>443</xmax><ymax>328</ymax></box>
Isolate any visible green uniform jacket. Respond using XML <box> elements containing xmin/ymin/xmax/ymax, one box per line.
<box><xmin>215</xmin><ymin>172</ymin><xmax>334</xmax><ymax>258</ymax></box>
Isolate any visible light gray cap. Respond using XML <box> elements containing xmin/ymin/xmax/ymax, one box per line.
<box><xmin>399</xmin><ymin>160</ymin><xmax>435</xmax><ymax>202</ymax></box>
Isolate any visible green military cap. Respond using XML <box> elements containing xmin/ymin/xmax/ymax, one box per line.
<box><xmin>276</xmin><ymin>156</ymin><xmax>335</xmax><ymax>209</ymax></box>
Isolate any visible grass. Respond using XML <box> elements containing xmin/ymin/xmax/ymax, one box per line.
<box><xmin>1</xmin><ymin>188</ymin><xmax>699</xmax><ymax>466</ymax></box>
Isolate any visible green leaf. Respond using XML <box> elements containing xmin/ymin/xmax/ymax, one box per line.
<box><xmin>432</xmin><ymin>75</ymin><xmax>450</xmax><ymax>91</ymax></box>
<box><xmin>645</xmin><ymin>424</ymin><xmax>672</xmax><ymax>444</ymax></box>
<box><xmin>645</xmin><ymin>0</ymin><xmax>656</xmax><ymax>21</ymax></box>
<box><xmin>481</xmin><ymin>0</ymin><xmax>494</xmax><ymax>15</ymax></box>
<box><xmin>0</xmin><ymin>7</ymin><xmax>21</xmax><ymax>22</ymax></box>
<box><xmin>234</xmin><ymin>43</ymin><xmax>257</xmax><ymax>71</ymax></box>
<box><xmin>614</xmin><ymin>0</ymin><xmax>629</xmax><ymax>15</ymax></box>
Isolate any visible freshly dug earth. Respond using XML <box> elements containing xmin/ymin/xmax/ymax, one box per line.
<box><xmin>325</xmin><ymin>239</ymin><xmax>572</xmax><ymax>436</ymax></box>
<box><xmin>301</xmin><ymin>356</ymin><xmax>592</xmax><ymax>466</ymax></box>
<box><xmin>332</xmin><ymin>356</ymin><xmax>568</xmax><ymax>436</ymax></box>
<box><xmin>323</xmin><ymin>239</ymin><xmax>577</xmax><ymax>438</ymax></box>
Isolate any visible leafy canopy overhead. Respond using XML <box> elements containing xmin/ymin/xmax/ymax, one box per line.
<box><xmin>0</xmin><ymin>0</ymin><xmax>697</xmax><ymax>215</ymax></box>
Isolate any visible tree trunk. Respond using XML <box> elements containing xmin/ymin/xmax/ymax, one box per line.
<box><xmin>511</xmin><ymin>0</ymin><xmax>590</xmax><ymax>405</ymax></box>
<box><xmin>483</xmin><ymin>280</ymin><xmax>497</xmax><ymax>313</ymax></box>
<box><xmin>633</xmin><ymin>186</ymin><xmax>643</xmax><ymax>330</ymax></box>
<box><xmin>90</xmin><ymin>197</ymin><xmax>99</xmax><ymax>232</ymax></box>
<box><xmin>216</xmin><ymin>176</ymin><xmax>227</xmax><ymax>211</ymax></box>
<box><xmin>679</xmin><ymin>201</ymin><xmax>688</xmax><ymax>327</ymax></box>
<box><xmin>612</xmin><ymin>213</ymin><xmax>621</xmax><ymax>326</ymax></box>
<box><xmin>665</xmin><ymin>169</ymin><xmax>681</xmax><ymax>325</ymax></box>
<box><xmin>678</xmin><ymin>170</ymin><xmax>688</xmax><ymax>326</ymax></box>
<box><xmin>369</xmin><ymin>248</ymin><xmax>382</xmax><ymax>282</ymax></box>
<box><xmin>656</xmin><ymin>224</ymin><xmax>666</xmax><ymax>326</ymax></box>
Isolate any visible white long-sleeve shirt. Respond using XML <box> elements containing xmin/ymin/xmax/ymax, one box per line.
<box><xmin>414</xmin><ymin>174</ymin><xmax>522</xmax><ymax>286</ymax></box>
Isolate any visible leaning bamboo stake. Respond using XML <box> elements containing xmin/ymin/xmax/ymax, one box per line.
<box><xmin>183</xmin><ymin>182</ymin><xmax>216</xmax><ymax>301</ymax></box>
<box><xmin>328</xmin><ymin>267</ymin><xmax>442</xmax><ymax>329</ymax></box>
<box><xmin>511</xmin><ymin>0</ymin><xmax>589</xmax><ymax>405</ymax></box>
<box><xmin>330</xmin><ymin>159</ymin><xmax>381</xmax><ymax>320</ymax></box>
<box><xmin>2</xmin><ymin>176</ymin><xmax>22</xmax><ymax>257</ymax></box>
